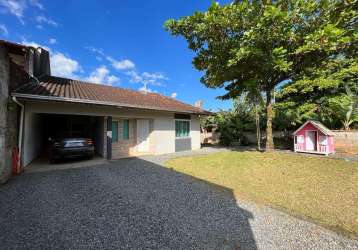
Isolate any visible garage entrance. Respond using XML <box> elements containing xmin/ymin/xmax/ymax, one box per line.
<box><xmin>23</xmin><ymin>113</ymin><xmax>105</xmax><ymax>167</ymax></box>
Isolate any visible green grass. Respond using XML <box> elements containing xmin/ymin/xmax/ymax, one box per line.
<box><xmin>166</xmin><ymin>151</ymin><xmax>358</xmax><ymax>236</ymax></box>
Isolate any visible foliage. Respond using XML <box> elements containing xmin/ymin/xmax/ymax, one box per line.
<box><xmin>202</xmin><ymin>110</ymin><xmax>247</xmax><ymax>146</ymax></box>
<box><xmin>276</xmin><ymin>58</ymin><xmax>358</xmax><ymax>130</ymax></box>
<box><xmin>201</xmin><ymin>93</ymin><xmax>265</xmax><ymax>146</ymax></box>
<box><xmin>165</xmin><ymin>0</ymin><xmax>357</xmax><ymax>148</ymax></box>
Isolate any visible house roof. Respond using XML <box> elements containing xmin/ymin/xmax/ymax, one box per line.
<box><xmin>12</xmin><ymin>75</ymin><xmax>211</xmax><ymax>115</ymax></box>
<box><xmin>293</xmin><ymin>120</ymin><xmax>334</xmax><ymax>136</ymax></box>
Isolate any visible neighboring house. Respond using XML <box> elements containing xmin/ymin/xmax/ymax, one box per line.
<box><xmin>293</xmin><ymin>120</ymin><xmax>335</xmax><ymax>155</ymax></box>
<box><xmin>0</xmin><ymin>40</ymin><xmax>209</xmax><ymax>183</ymax></box>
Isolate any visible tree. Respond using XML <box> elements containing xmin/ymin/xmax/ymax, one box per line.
<box><xmin>246</xmin><ymin>90</ymin><xmax>264</xmax><ymax>150</ymax></box>
<box><xmin>236</xmin><ymin>90</ymin><xmax>264</xmax><ymax>150</ymax></box>
<box><xmin>276</xmin><ymin>58</ymin><xmax>358</xmax><ymax>130</ymax></box>
<box><xmin>165</xmin><ymin>0</ymin><xmax>357</xmax><ymax>150</ymax></box>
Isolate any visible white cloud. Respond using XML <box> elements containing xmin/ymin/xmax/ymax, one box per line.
<box><xmin>0</xmin><ymin>0</ymin><xmax>45</xmax><ymax>24</ymax></box>
<box><xmin>126</xmin><ymin>70</ymin><xmax>167</xmax><ymax>87</ymax></box>
<box><xmin>29</xmin><ymin>0</ymin><xmax>43</xmax><ymax>10</ymax></box>
<box><xmin>0</xmin><ymin>23</ymin><xmax>8</xmax><ymax>35</ymax></box>
<box><xmin>107</xmin><ymin>75</ymin><xmax>119</xmax><ymax>84</ymax></box>
<box><xmin>51</xmin><ymin>52</ymin><xmax>82</xmax><ymax>78</ymax></box>
<box><xmin>86</xmin><ymin>47</ymin><xmax>135</xmax><ymax>70</ymax></box>
<box><xmin>85</xmin><ymin>46</ymin><xmax>167</xmax><ymax>88</ymax></box>
<box><xmin>48</xmin><ymin>38</ymin><xmax>56</xmax><ymax>44</ymax></box>
<box><xmin>170</xmin><ymin>92</ymin><xmax>177</xmax><ymax>98</ymax></box>
<box><xmin>0</xmin><ymin>0</ymin><xmax>25</xmax><ymax>18</ymax></box>
<box><xmin>107</xmin><ymin>57</ymin><xmax>135</xmax><ymax>70</ymax></box>
<box><xmin>126</xmin><ymin>70</ymin><xmax>142</xmax><ymax>83</ymax></box>
<box><xmin>85</xmin><ymin>46</ymin><xmax>105</xmax><ymax>57</ymax></box>
<box><xmin>35</xmin><ymin>15</ymin><xmax>58</xmax><ymax>27</ymax></box>
<box><xmin>0</xmin><ymin>0</ymin><xmax>26</xmax><ymax>23</ymax></box>
<box><xmin>21</xmin><ymin>39</ymin><xmax>50</xmax><ymax>51</ymax></box>
<box><xmin>142</xmin><ymin>72</ymin><xmax>168</xmax><ymax>80</ymax></box>
<box><xmin>85</xmin><ymin>66</ymin><xmax>119</xmax><ymax>86</ymax></box>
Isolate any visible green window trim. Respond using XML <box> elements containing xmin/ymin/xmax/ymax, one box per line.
<box><xmin>123</xmin><ymin>119</ymin><xmax>129</xmax><ymax>140</ymax></box>
<box><xmin>112</xmin><ymin>121</ymin><xmax>118</xmax><ymax>142</ymax></box>
<box><xmin>175</xmin><ymin>120</ymin><xmax>190</xmax><ymax>138</ymax></box>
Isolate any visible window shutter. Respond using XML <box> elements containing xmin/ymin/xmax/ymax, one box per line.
<box><xmin>112</xmin><ymin>121</ymin><xmax>118</xmax><ymax>142</ymax></box>
<box><xmin>123</xmin><ymin>120</ymin><xmax>129</xmax><ymax>140</ymax></box>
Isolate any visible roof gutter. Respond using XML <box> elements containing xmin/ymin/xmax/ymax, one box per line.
<box><xmin>11</xmin><ymin>93</ymin><xmax>211</xmax><ymax>115</ymax></box>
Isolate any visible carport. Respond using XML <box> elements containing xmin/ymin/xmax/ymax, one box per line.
<box><xmin>22</xmin><ymin>103</ymin><xmax>106</xmax><ymax>167</ymax></box>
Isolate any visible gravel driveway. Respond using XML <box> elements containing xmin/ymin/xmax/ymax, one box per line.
<box><xmin>0</xmin><ymin>150</ymin><xmax>357</xmax><ymax>249</ymax></box>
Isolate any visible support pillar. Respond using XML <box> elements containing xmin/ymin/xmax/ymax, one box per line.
<box><xmin>106</xmin><ymin>116</ymin><xmax>112</xmax><ymax>160</ymax></box>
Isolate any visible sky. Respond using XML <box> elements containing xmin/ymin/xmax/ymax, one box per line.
<box><xmin>0</xmin><ymin>0</ymin><xmax>233</xmax><ymax>111</ymax></box>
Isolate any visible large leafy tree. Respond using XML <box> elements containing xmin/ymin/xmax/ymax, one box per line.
<box><xmin>165</xmin><ymin>0</ymin><xmax>357</xmax><ymax>150</ymax></box>
<box><xmin>276</xmin><ymin>59</ymin><xmax>358</xmax><ymax>130</ymax></box>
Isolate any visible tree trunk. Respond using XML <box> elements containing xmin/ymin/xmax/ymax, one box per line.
<box><xmin>255</xmin><ymin>106</ymin><xmax>261</xmax><ymax>151</ymax></box>
<box><xmin>265</xmin><ymin>90</ymin><xmax>274</xmax><ymax>151</ymax></box>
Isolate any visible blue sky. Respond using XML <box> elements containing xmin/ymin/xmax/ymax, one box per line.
<box><xmin>0</xmin><ymin>0</ymin><xmax>232</xmax><ymax>111</ymax></box>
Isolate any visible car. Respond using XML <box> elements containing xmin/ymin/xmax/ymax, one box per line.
<box><xmin>49</xmin><ymin>137</ymin><xmax>94</xmax><ymax>163</ymax></box>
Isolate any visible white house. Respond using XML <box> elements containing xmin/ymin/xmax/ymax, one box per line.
<box><xmin>0</xmin><ymin>40</ymin><xmax>210</xmax><ymax>181</ymax></box>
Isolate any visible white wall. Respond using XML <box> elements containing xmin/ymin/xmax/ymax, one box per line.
<box><xmin>25</xmin><ymin>100</ymin><xmax>178</xmax><ymax>118</ymax></box>
<box><xmin>23</xmin><ymin>100</ymin><xmax>202</xmax><ymax>159</ymax></box>
<box><xmin>152</xmin><ymin>115</ymin><xmax>175</xmax><ymax>154</ymax></box>
<box><xmin>23</xmin><ymin>111</ymin><xmax>42</xmax><ymax>166</ymax></box>
<box><xmin>191</xmin><ymin>115</ymin><xmax>201</xmax><ymax>150</ymax></box>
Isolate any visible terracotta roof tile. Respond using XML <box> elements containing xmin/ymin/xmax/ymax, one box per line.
<box><xmin>14</xmin><ymin>75</ymin><xmax>210</xmax><ymax>114</ymax></box>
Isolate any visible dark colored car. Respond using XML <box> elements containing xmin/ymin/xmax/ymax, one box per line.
<box><xmin>49</xmin><ymin>138</ymin><xmax>94</xmax><ymax>163</ymax></box>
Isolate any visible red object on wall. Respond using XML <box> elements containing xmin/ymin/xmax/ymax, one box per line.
<box><xmin>12</xmin><ymin>147</ymin><xmax>22</xmax><ymax>175</ymax></box>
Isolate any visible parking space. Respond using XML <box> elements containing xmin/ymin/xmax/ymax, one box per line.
<box><xmin>23</xmin><ymin>113</ymin><xmax>105</xmax><ymax>167</ymax></box>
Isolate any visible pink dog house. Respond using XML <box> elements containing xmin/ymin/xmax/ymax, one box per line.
<box><xmin>293</xmin><ymin>120</ymin><xmax>335</xmax><ymax>155</ymax></box>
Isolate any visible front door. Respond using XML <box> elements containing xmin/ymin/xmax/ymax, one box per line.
<box><xmin>137</xmin><ymin>119</ymin><xmax>150</xmax><ymax>152</ymax></box>
<box><xmin>306</xmin><ymin>131</ymin><xmax>316</xmax><ymax>151</ymax></box>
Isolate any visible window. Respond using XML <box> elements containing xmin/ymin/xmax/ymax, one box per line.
<box><xmin>297</xmin><ymin>135</ymin><xmax>304</xmax><ymax>143</ymax></box>
<box><xmin>319</xmin><ymin>135</ymin><xmax>327</xmax><ymax>145</ymax></box>
<box><xmin>123</xmin><ymin>119</ymin><xmax>129</xmax><ymax>140</ymax></box>
<box><xmin>112</xmin><ymin>121</ymin><xmax>118</xmax><ymax>142</ymax></box>
<box><xmin>175</xmin><ymin>120</ymin><xmax>190</xmax><ymax>138</ymax></box>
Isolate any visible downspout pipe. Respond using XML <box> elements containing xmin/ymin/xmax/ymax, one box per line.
<box><xmin>12</xmin><ymin>96</ymin><xmax>24</xmax><ymax>168</ymax></box>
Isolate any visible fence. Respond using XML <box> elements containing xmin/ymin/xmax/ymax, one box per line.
<box><xmin>201</xmin><ymin>129</ymin><xmax>358</xmax><ymax>155</ymax></box>
<box><xmin>333</xmin><ymin>130</ymin><xmax>358</xmax><ymax>154</ymax></box>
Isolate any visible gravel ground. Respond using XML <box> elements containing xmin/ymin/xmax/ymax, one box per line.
<box><xmin>0</xmin><ymin>148</ymin><xmax>357</xmax><ymax>249</ymax></box>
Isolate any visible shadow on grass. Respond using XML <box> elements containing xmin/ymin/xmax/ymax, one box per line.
<box><xmin>0</xmin><ymin>157</ymin><xmax>257</xmax><ymax>249</ymax></box>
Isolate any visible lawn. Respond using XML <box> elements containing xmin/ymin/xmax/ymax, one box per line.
<box><xmin>166</xmin><ymin>151</ymin><xmax>358</xmax><ymax>236</ymax></box>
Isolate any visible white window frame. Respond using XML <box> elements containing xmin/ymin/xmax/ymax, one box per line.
<box><xmin>319</xmin><ymin>135</ymin><xmax>327</xmax><ymax>145</ymax></box>
<box><xmin>296</xmin><ymin>135</ymin><xmax>304</xmax><ymax>143</ymax></box>
<box><xmin>175</xmin><ymin>119</ymin><xmax>191</xmax><ymax>139</ymax></box>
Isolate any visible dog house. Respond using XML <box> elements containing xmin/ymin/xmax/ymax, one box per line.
<box><xmin>293</xmin><ymin>120</ymin><xmax>335</xmax><ymax>155</ymax></box>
